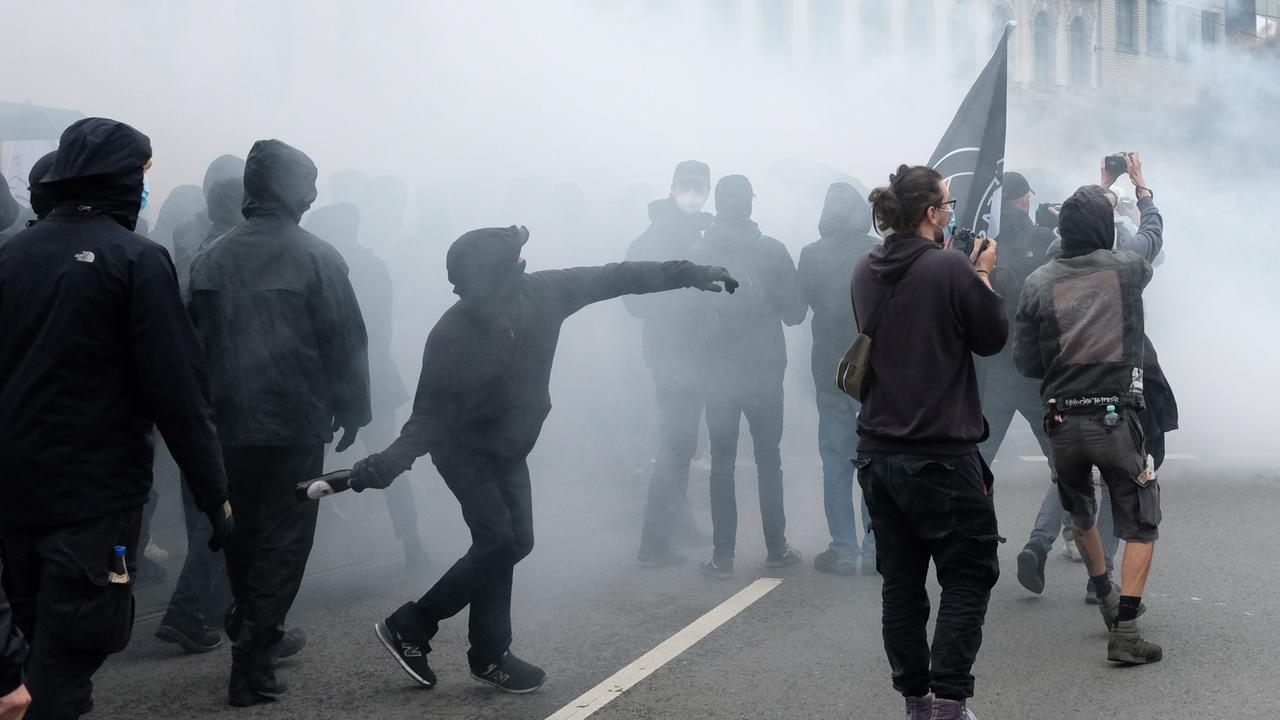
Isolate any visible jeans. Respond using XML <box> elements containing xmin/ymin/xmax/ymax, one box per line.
<box><xmin>163</xmin><ymin>480</ymin><xmax>232</xmax><ymax>628</ymax></box>
<box><xmin>393</xmin><ymin>450</ymin><xmax>534</xmax><ymax>670</ymax></box>
<box><xmin>816</xmin><ymin>390</ymin><xmax>873</xmax><ymax>561</ymax></box>
<box><xmin>223</xmin><ymin>445</ymin><xmax>322</xmax><ymax>692</ymax></box>
<box><xmin>705</xmin><ymin>382</ymin><xmax>788</xmax><ymax>561</ymax></box>
<box><xmin>1</xmin><ymin>508</ymin><xmax>142</xmax><ymax>720</ymax></box>
<box><xmin>856</xmin><ymin>451</ymin><xmax>1000</xmax><ymax>701</ymax></box>
<box><xmin>638</xmin><ymin>377</ymin><xmax>703</xmax><ymax>555</ymax></box>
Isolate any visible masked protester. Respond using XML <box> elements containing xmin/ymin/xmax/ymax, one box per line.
<box><xmin>173</xmin><ymin>155</ymin><xmax>246</xmax><ymax>299</ymax></box>
<box><xmin>345</xmin><ymin>225</ymin><xmax>736</xmax><ymax>694</ymax></box>
<box><xmin>1014</xmin><ymin>155</ymin><xmax>1165</xmax><ymax>667</ymax></box>
<box><xmin>304</xmin><ymin>203</ymin><xmax>424</xmax><ymax>570</ymax></box>
<box><xmin>0</xmin><ymin>117</ymin><xmax>232</xmax><ymax>720</ymax></box>
<box><xmin>797</xmin><ymin>182</ymin><xmax>880</xmax><ymax>576</ymax></box>
<box><xmin>855</xmin><ymin>165</ymin><xmax>1005</xmax><ymax>720</ymax></box>
<box><xmin>189</xmin><ymin>139</ymin><xmax>371</xmax><ymax>707</ymax></box>
<box><xmin>690</xmin><ymin>175</ymin><xmax>805</xmax><ymax>578</ymax></box>
<box><xmin>627</xmin><ymin>160</ymin><xmax>714</xmax><ymax>566</ymax></box>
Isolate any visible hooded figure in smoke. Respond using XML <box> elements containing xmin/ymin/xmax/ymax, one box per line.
<box><xmin>1013</xmin><ymin>183</ymin><xmax>1164</xmax><ymax>666</ymax></box>
<box><xmin>188</xmin><ymin>139</ymin><xmax>371</xmax><ymax>706</ymax></box>
<box><xmin>344</xmin><ymin>225</ymin><xmax>737</xmax><ymax>693</ymax></box>
<box><xmin>0</xmin><ymin>117</ymin><xmax>231</xmax><ymax>720</ymax></box>
<box><xmin>303</xmin><ymin>203</ymin><xmax>423</xmax><ymax>569</ymax></box>
<box><xmin>150</xmin><ymin>184</ymin><xmax>204</xmax><ymax>256</ymax></box>
<box><xmin>690</xmin><ymin>174</ymin><xmax>806</xmax><ymax>578</ymax></box>
<box><xmin>0</xmin><ymin>152</ymin><xmax>56</xmax><ymax>246</ymax></box>
<box><xmin>173</xmin><ymin>154</ymin><xmax>246</xmax><ymax>298</ymax></box>
<box><xmin>797</xmin><ymin>182</ymin><xmax>880</xmax><ymax>576</ymax></box>
<box><xmin>626</xmin><ymin>160</ymin><xmax>715</xmax><ymax>566</ymax></box>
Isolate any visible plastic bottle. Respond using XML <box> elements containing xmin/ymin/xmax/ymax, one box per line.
<box><xmin>108</xmin><ymin>545</ymin><xmax>129</xmax><ymax>584</ymax></box>
<box><xmin>1103</xmin><ymin>404</ymin><xmax>1121</xmax><ymax>427</ymax></box>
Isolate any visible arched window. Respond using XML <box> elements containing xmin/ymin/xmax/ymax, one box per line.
<box><xmin>990</xmin><ymin>3</ymin><xmax>1013</xmax><ymax>49</ymax></box>
<box><xmin>951</xmin><ymin>0</ymin><xmax>977</xmax><ymax>77</ymax></box>
<box><xmin>1033</xmin><ymin>11</ymin><xmax>1055</xmax><ymax>83</ymax></box>
<box><xmin>1069</xmin><ymin>16</ymin><xmax>1089</xmax><ymax>85</ymax></box>
<box><xmin>861</xmin><ymin>0</ymin><xmax>889</xmax><ymax>57</ymax></box>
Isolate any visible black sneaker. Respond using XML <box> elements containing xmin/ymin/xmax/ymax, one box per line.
<box><xmin>766</xmin><ymin>545</ymin><xmax>803</xmax><ymax>568</ymax></box>
<box><xmin>1016</xmin><ymin>543</ymin><xmax>1047</xmax><ymax>594</ymax></box>
<box><xmin>156</xmin><ymin>617</ymin><xmax>223</xmax><ymax>653</ymax></box>
<box><xmin>374</xmin><ymin>621</ymin><xmax>436</xmax><ymax>687</ymax></box>
<box><xmin>471</xmin><ymin>652</ymin><xmax>546</xmax><ymax>694</ymax></box>
<box><xmin>637</xmin><ymin>546</ymin><xmax>687</xmax><ymax>567</ymax></box>
<box><xmin>273</xmin><ymin>627</ymin><xmax>307</xmax><ymax>661</ymax></box>
<box><xmin>813</xmin><ymin>549</ymin><xmax>857</xmax><ymax>576</ymax></box>
<box><xmin>699</xmin><ymin>557</ymin><xmax>733</xmax><ymax>578</ymax></box>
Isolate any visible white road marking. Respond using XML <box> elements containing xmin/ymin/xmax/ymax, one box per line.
<box><xmin>544</xmin><ymin>578</ymin><xmax>783</xmax><ymax>720</ymax></box>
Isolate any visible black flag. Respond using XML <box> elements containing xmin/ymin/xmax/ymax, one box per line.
<box><xmin>929</xmin><ymin>21</ymin><xmax>1014</xmax><ymax>237</ymax></box>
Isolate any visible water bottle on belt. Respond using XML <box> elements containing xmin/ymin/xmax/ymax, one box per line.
<box><xmin>1103</xmin><ymin>404</ymin><xmax>1121</xmax><ymax>427</ymax></box>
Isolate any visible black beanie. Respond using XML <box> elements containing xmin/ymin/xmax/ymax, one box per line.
<box><xmin>715</xmin><ymin>174</ymin><xmax>754</xmax><ymax>221</ymax></box>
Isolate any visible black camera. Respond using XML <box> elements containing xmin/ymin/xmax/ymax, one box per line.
<box><xmin>1036</xmin><ymin>202</ymin><xmax>1062</xmax><ymax>229</ymax></box>
<box><xmin>1105</xmin><ymin>153</ymin><xmax>1129</xmax><ymax>176</ymax></box>
<box><xmin>950</xmin><ymin>226</ymin><xmax>982</xmax><ymax>257</ymax></box>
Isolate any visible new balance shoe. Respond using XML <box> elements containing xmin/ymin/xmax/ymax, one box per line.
<box><xmin>699</xmin><ymin>557</ymin><xmax>733</xmax><ymax>578</ymax></box>
<box><xmin>471</xmin><ymin>652</ymin><xmax>546</xmax><ymax>694</ymax></box>
<box><xmin>374</xmin><ymin>620</ymin><xmax>437</xmax><ymax>687</ymax></box>
<box><xmin>813</xmin><ymin>549</ymin><xmax>858</xmax><ymax>576</ymax></box>
<box><xmin>766</xmin><ymin>545</ymin><xmax>803</xmax><ymax>568</ymax></box>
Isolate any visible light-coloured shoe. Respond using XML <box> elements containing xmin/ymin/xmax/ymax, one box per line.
<box><xmin>904</xmin><ymin>693</ymin><xmax>933</xmax><ymax>720</ymax></box>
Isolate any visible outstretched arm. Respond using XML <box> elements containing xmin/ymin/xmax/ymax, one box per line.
<box><xmin>535</xmin><ymin>261</ymin><xmax>737</xmax><ymax>319</ymax></box>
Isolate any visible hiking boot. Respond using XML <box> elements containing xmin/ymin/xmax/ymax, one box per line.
<box><xmin>1015</xmin><ymin>543</ymin><xmax>1046</xmax><ymax>594</ymax></box>
<box><xmin>903</xmin><ymin>693</ymin><xmax>934</xmax><ymax>720</ymax></box>
<box><xmin>931</xmin><ymin>697</ymin><xmax>977</xmax><ymax>719</ymax></box>
<box><xmin>375</xmin><ymin>619</ymin><xmax>437</xmax><ymax>687</ymax></box>
<box><xmin>1098</xmin><ymin>588</ymin><xmax>1147</xmax><ymax>631</ymax></box>
<box><xmin>766</xmin><ymin>545</ymin><xmax>803</xmax><ymax>568</ymax></box>
<box><xmin>273</xmin><ymin>627</ymin><xmax>307</xmax><ymax>661</ymax></box>
<box><xmin>471</xmin><ymin>651</ymin><xmax>546</xmax><ymax>694</ymax></box>
<box><xmin>637</xmin><ymin>546</ymin><xmax>687</xmax><ymax>567</ymax></box>
<box><xmin>699</xmin><ymin>557</ymin><xmax>733</xmax><ymax>578</ymax></box>
<box><xmin>1107</xmin><ymin>620</ymin><xmax>1163</xmax><ymax>665</ymax></box>
<box><xmin>156</xmin><ymin>616</ymin><xmax>223</xmax><ymax>654</ymax></box>
<box><xmin>813</xmin><ymin>549</ymin><xmax>858</xmax><ymax>576</ymax></box>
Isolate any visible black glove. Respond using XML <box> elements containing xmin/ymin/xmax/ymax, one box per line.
<box><xmin>204</xmin><ymin>502</ymin><xmax>235</xmax><ymax>552</ymax></box>
<box><xmin>349</xmin><ymin>455</ymin><xmax>394</xmax><ymax>493</ymax></box>
<box><xmin>331</xmin><ymin>417</ymin><xmax>360</xmax><ymax>453</ymax></box>
<box><xmin>695</xmin><ymin>265</ymin><xmax>739</xmax><ymax>294</ymax></box>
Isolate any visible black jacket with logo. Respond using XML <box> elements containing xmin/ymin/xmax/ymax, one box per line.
<box><xmin>189</xmin><ymin>140</ymin><xmax>371</xmax><ymax>447</ymax></box>
<box><xmin>0</xmin><ymin>118</ymin><xmax>228</xmax><ymax>525</ymax></box>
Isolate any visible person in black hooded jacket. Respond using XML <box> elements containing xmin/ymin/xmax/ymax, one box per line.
<box><xmin>1014</xmin><ymin>166</ymin><xmax>1164</xmax><ymax>666</ymax></box>
<box><xmin>304</xmin><ymin>203</ymin><xmax>425</xmax><ymax>570</ymax></box>
<box><xmin>0</xmin><ymin>117</ymin><xmax>232</xmax><ymax>720</ymax></box>
<box><xmin>174</xmin><ymin>155</ymin><xmax>246</xmax><ymax>298</ymax></box>
<box><xmin>626</xmin><ymin>160</ymin><xmax>715</xmax><ymax>566</ymax></box>
<box><xmin>344</xmin><ymin>225</ymin><xmax>736</xmax><ymax>694</ymax></box>
<box><xmin>691</xmin><ymin>174</ymin><xmax>806</xmax><ymax>577</ymax></box>
<box><xmin>189</xmin><ymin>139</ymin><xmax>371</xmax><ymax>706</ymax></box>
<box><xmin>797</xmin><ymin>182</ymin><xmax>880</xmax><ymax>576</ymax></box>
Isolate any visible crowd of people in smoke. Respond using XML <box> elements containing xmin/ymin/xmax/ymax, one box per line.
<box><xmin>0</xmin><ymin>117</ymin><xmax>1171</xmax><ymax>720</ymax></box>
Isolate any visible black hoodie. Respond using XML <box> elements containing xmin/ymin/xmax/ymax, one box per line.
<box><xmin>852</xmin><ymin>235</ymin><xmax>1008</xmax><ymax>454</ymax></box>
<box><xmin>623</xmin><ymin>197</ymin><xmax>714</xmax><ymax>383</ymax></box>
<box><xmin>173</xmin><ymin>156</ymin><xmax>246</xmax><ymax>299</ymax></box>
<box><xmin>189</xmin><ymin>140</ymin><xmax>371</xmax><ymax>446</ymax></box>
<box><xmin>798</xmin><ymin>182</ymin><xmax>879</xmax><ymax>391</ymax></box>
<box><xmin>1013</xmin><ymin>185</ymin><xmax>1152</xmax><ymax>407</ymax></box>
<box><xmin>0</xmin><ymin>117</ymin><xmax>228</xmax><ymax>525</ymax></box>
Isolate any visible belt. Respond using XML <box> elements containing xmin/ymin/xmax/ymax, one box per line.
<box><xmin>1053</xmin><ymin>393</ymin><xmax>1144</xmax><ymax>414</ymax></box>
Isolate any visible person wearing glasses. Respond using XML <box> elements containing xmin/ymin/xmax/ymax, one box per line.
<box><xmin>853</xmin><ymin>166</ymin><xmax>1004</xmax><ymax>720</ymax></box>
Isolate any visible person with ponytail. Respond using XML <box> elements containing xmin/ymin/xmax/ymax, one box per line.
<box><xmin>851</xmin><ymin>165</ymin><xmax>1005</xmax><ymax>720</ymax></box>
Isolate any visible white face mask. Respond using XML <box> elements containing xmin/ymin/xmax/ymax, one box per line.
<box><xmin>675</xmin><ymin>191</ymin><xmax>708</xmax><ymax>214</ymax></box>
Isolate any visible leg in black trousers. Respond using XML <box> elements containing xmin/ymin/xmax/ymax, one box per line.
<box><xmin>388</xmin><ymin>452</ymin><xmax>534</xmax><ymax>671</ymax></box>
<box><xmin>222</xmin><ymin>444</ymin><xmax>322</xmax><ymax>705</ymax></box>
<box><xmin>638</xmin><ymin>377</ymin><xmax>703</xmax><ymax>558</ymax></box>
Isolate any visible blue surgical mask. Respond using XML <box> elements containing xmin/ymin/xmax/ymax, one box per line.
<box><xmin>944</xmin><ymin>215</ymin><xmax>956</xmax><ymax>240</ymax></box>
<box><xmin>140</xmin><ymin>177</ymin><xmax>150</xmax><ymax>212</ymax></box>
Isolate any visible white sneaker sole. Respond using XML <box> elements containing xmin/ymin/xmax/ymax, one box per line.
<box><xmin>373</xmin><ymin>622</ymin><xmax>435</xmax><ymax>688</ymax></box>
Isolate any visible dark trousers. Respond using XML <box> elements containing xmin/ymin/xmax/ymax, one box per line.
<box><xmin>392</xmin><ymin>451</ymin><xmax>533</xmax><ymax>670</ymax></box>
<box><xmin>222</xmin><ymin>445</ymin><xmax>321</xmax><ymax>689</ymax></box>
<box><xmin>856</xmin><ymin>452</ymin><xmax>1000</xmax><ymax>701</ymax></box>
<box><xmin>705</xmin><ymin>382</ymin><xmax>787</xmax><ymax>561</ymax></box>
<box><xmin>163</xmin><ymin>480</ymin><xmax>231</xmax><ymax>629</ymax></box>
<box><xmin>0</xmin><ymin>508</ymin><xmax>141</xmax><ymax>720</ymax></box>
<box><xmin>638</xmin><ymin>377</ymin><xmax>703</xmax><ymax>555</ymax></box>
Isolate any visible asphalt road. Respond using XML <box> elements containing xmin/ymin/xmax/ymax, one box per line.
<box><xmin>86</xmin><ymin>428</ymin><xmax>1280</xmax><ymax>720</ymax></box>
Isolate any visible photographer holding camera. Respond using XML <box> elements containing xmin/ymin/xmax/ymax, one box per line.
<box><xmin>853</xmin><ymin>165</ymin><xmax>1005</xmax><ymax>720</ymax></box>
<box><xmin>1013</xmin><ymin>153</ymin><xmax>1164</xmax><ymax>666</ymax></box>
